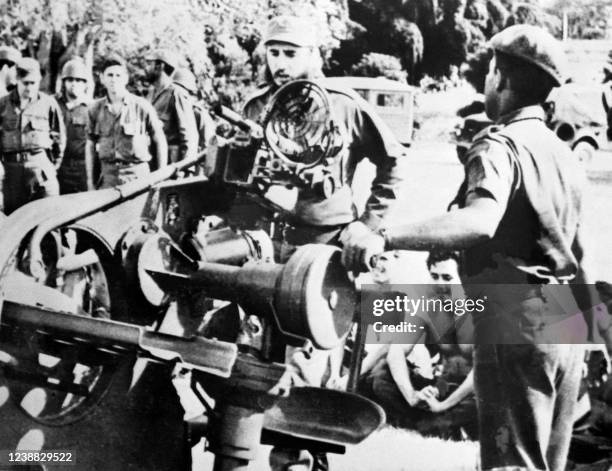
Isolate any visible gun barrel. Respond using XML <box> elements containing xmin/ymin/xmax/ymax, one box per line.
<box><xmin>1</xmin><ymin>300</ymin><xmax>237</xmax><ymax>377</ymax></box>
<box><xmin>213</xmin><ymin>104</ymin><xmax>262</xmax><ymax>135</ymax></box>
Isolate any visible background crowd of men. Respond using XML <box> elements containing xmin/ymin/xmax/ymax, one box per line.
<box><xmin>0</xmin><ymin>45</ymin><xmax>209</xmax><ymax>215</ymax></box>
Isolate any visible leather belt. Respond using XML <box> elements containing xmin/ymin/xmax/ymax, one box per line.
<box><xmin>1</xmin><ymin>149</ymin><xmax>45</xmax><ymax>163</ymax></box>
<box><xmin>100</xmin><ymin>159</ymin><xmax>148</xmax><ymax>167</ymax></box>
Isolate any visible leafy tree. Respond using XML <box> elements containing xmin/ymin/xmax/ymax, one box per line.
<box><xmin>351</xmin><ymin>52</ymin><xmax>406</xmax><ymax>82</ymax></box>
<box><xmin>547</xmin><ymin>0</ymin><xmax>612</xmax><ymax>39</ymax></box>
<box><xmin>0</xmin><ymin>0</ymin><xmax>348</xmax><ymax>105</ymax></box>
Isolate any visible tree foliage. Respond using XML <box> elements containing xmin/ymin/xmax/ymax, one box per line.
<box><xmin>351</xmin><ymin>52</ymin><xmax>406</xmax><ymax>82</ymax></box>
<box><xmin>0</xmin><ymin>0</ymin><xmax>348</xmax><ymax>105</ymax></box>
<box><xmin>547</xmin><ymin>0</ymin><xmax>612</xmax><ymax>39</ymax></box>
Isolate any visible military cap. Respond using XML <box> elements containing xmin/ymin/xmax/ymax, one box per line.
<box><xmin>173</xmin><ymin>67</ymin><xmax>197</xmax><ymax>94</ymax></box>
<box><xmin>102</xmin><ymin>53</ymin><xmax>127</xmax><ymax>72</ymax></box>
<box><xmin>146</xmin><ymin>49</ymin><xmax>178</xmax><ymax>70</ymax></box>
<box><xmin>16</xmin><ymin>57</ymin><xmax>41</xmax><ymax>80</ymax></box>
<box><xmin>490</xmin><ymin>24</ymin><xmax>567</xmax><ymax>86</ymax></box>
<box><xmin>263</xmin><ymin>15</ymin><xmax>317</xmax><ymax>48</ymax></box>
<box><xmin>61</xmin><ymin>58</ymin><xmax>90</xmax><ymax>81</ymax></box>
<box><xmin>0</xmin><ymin>46</ymin><xmax>21</xmax><ymax>64</ymax></box>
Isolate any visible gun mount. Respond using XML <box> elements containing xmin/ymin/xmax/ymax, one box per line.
<box><xmin>0</xmin><ymin>154</ymin><xmax>383</xmax><ymax>470</ymax></box>
<box><xmin>211</xmin><ymin>80</ymin><xmax>345</xmax><ymax>199</ymax></box>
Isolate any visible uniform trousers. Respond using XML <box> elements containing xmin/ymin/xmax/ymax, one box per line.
<box><xmin>97</xmin><ymin>161</ymin><xmax>150</xmax><ymax>189</ymax></box>
<box><xmin>2</xmin><ymin>151</ymin><xmax>59</xmax><ymax>215</ymax></box>
<box><xmin>474</xmin><ymin>343</ymin><xmax>583</xmax><ymax>471</ymax></box>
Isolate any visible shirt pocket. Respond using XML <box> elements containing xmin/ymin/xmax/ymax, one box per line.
<box><xmin>22</xmin><ymin>114</ymin><xmax>51</xmax><ymax>149</ymax></box>
<box><xmin>96</xmin><ymin>115</ymin><xmax>115</xmax><ymax>137</ymax></box>
<box><xmin>118</xmin><ymin>121</ymin><xmax>149</xmax><ymax>160</ymax></box>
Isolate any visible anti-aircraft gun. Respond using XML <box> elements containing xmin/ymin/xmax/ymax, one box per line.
<box><xmin>0</xmin><ymin>80</ymin><xmax>383</xmax><ymax>470</ymax></box>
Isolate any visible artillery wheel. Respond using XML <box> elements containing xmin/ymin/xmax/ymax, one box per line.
<box><xmin>1</xmin><ymin>228</ymin><xmax>119</xmax><ymax>426</ymax></box>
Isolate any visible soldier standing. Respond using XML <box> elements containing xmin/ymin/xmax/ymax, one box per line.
<box><xmin>0</xmin><ymin>58</ymin><xmax>65</xmax><ymax>214</ymax></box>
<box><xmin>56</xmin><ymin>58</ymin><xmax>91</xmax><ymax>193</ymax></box>
<box><xmin>343</xmin><ymin>25</ymin><xmax>592</xmax><ymax>471</ymax></box>
<box><xmin>87</xmin><ymin>55</ymin><xmax>167</xmax><ymax>189</ymax></box>
<box><xmin>0</xmin><ymin>46</ymin><xmax>22</xmax><ymax>212</ymax></box>
<box><xmin>0</xmin><ymin>46</ymin><xmax>21</xmax><ymax>97</ymax></box>
<box><xmin>239</xmin><ymin>15</ymin><xmax>407</xmax><ymax>471</ymax></box>
<box><xmin>172</xmin><ymin>67</ymin><xmax>215</xmax><ymax>152</ymax></box>
<box><xmin>146</xmin><ymin>50</ymin><xmax>197</xmax><ymax>163</ymax></box>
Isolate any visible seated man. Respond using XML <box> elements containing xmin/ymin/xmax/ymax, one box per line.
<box><xmin>357</xmin><ymin>251</ymin><xmax>477</xmax><ymax>439</ymax></box>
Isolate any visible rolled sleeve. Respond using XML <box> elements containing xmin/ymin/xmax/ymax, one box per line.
<box><xmin>351</xmin><ymin>98</ymin><xmax>408</xmax><ymax>230</ymax></box>
<box><xmin>462</xmin><ymin>138</ymin><xmax>515</xmax><ymax>208</ymax></box>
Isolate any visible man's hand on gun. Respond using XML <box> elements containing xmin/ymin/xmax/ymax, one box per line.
<box><xmin>340</xmin><ymin>221</ymin><xmax>385</xmax><ymax>275</ymax></box>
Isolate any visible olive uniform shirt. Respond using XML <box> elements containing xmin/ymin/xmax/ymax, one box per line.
<box><xmin>149</xmin><ymin>82</ymin><xmax>197</xmax><ymax>161</ymax></box>
<box><xmin>0</xmin><ymin>89</ymin><xmax>65</xmax><ymax>164</ymax></box>
<box><xmin>88</xmin><ymin>93</ymin><xmax>164</xmax><ymax>164</ymax></box>
<box><xmin>242</xmin><ymin>80</ymin><xmax>408</xmax><ymax>230</ymax></box>
<box><xmin>452</xmin><ymin>106</ymin><xmax>585</xmax><ymax>283</ymax></box>
<box><xmin>56</xmin><ymin>94</ymin><xmax>89</xmax><ymax>164</ymax></box>
<box><xmin>451</xmin><ymin>106</ymin><xmax>589</xmax><ymax>344</ymax></box>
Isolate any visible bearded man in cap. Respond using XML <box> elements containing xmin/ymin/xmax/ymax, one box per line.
<box><xmin>0</xmin><ymin>57</ymin><xmax>65</xmax><ymax>214</ymax></box>
<box><xmin>87</xmin><ymin>55</ymin><xmax>167</xmax><ymax>188</ymax></box>
<box><xmin>243</xmin><ymin>15</ymin><xmax>406</xmax><ymax>254</ymax></box>
<box><xmin>237</xmin><ymin>14</ymin><xmax>407</xmax><ymax>471</ymax></box>
<box><xmin>146</xmin><ymin>50</ymin><xmax>197</xmax><ymax>164</ymax></box>
<box><xmin>56</xmin><ymin>58</ymin><xmax>92</xmax><ymax>193</ymax></box>
<box><xmin>342</xmin><ymin>24</ymin><xmax>594</xmax><ymax>471</ymax></box>
<box><xmin>0</xmin><ymin>46</ymin><xmax>21</xmax><ymax>97</ymax></box>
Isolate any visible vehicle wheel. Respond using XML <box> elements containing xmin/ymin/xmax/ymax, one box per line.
<box><xmin>573</xmin><ymin>140</ymin><xmax>596</xmax><ymax>164</ymax></box>
<box><xmin>1</xmin><ymin>228</ymin><xmax>118</xmax><ymax>426</ymax></box>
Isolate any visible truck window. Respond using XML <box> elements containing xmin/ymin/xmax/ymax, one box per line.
<box><xmin>376</xmin><ymin>93</ymin><xmax>404</xmax><ymax>108</ymax></box>
<box><xmin>355</xmin><ymin>89</ymin><xmax>369</xmax><ymax>100</ymax></box>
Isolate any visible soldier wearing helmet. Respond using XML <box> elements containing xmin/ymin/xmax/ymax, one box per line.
<box><xmin>146</xmin><ymin>49</ymin><xmax>198</xmax><ymax>164</ymax></box>
<box><xmin>56</xmin><ymin>58</ymin><xmax>92</xmax><ymax>193</ymax></box>
<box><xmin>343</xmin><ymin>24</ymin><xmax>592</xmax><ymax>471</ymax></box>
<box><xmin>0</xmin><ymin>57</ymin><xmax>65</xmax><ymax>214</ymax></box>
<box><xmin>0</xmin><ymin>46</ymin><xmax>21</xmax><ymax>97</ymax></box>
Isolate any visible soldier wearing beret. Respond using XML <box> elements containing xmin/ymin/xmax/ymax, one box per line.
<box><xmin>0</xmin><ymin>57</ymin><xmax>65</xmax><ymax>214</ymax></box>
<box><xmin>343</xmin><ymin>25</ymin><xmax>593</xmax><ymax>471</ymax></box>
<box><xmin>0</xmin><ymin>46</ymin><xmax>21</xmax><ymax>97</ymax></box>
<box><xmin>86</xmin><ymin>55</ymin><xmax>167</xmax><ymax>188</ymax></box>
<box><xmin>146</xmin><ymin>50</ymin><xmax>198</xmax><ymax>164</ymax></box>
<box><xmin>56</xmin><ymin>58</ymin><xmax>92</xmax><ymax>193</ymax></box>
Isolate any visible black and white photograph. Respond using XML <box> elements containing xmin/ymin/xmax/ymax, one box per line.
<box><xmin>0</xmin><ymin>0</ymin><xmax>611</xmax><ymax>469</ymax></box>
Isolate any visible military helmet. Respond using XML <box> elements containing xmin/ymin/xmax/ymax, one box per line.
<box><xmin>146</xmin><ymin>49</ymin><xmax>178</xmax><ymax>71</ymax></box>
<box><xmin>490</xmin><ymin>24</ymin><xmax>567</xmax><ymax>86</ymax></box>
<box><xmin>173</xmin><ymin>67</ymin><xmax>197</xmax><ymax>94</ymax></box>
<box><xmin>16</xmin><ymin>57</ymin><xmax>41</xmax><ymax>80</ymax></box>
<box><xmin>61</xmin><ymin>58</ymin><xmax>90</xmax><ymax>81</ymax></box>
<box><xmin>0</xmin><ymin>46</ymin><xmax>21</xmax><ymax>64</ymax></box>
